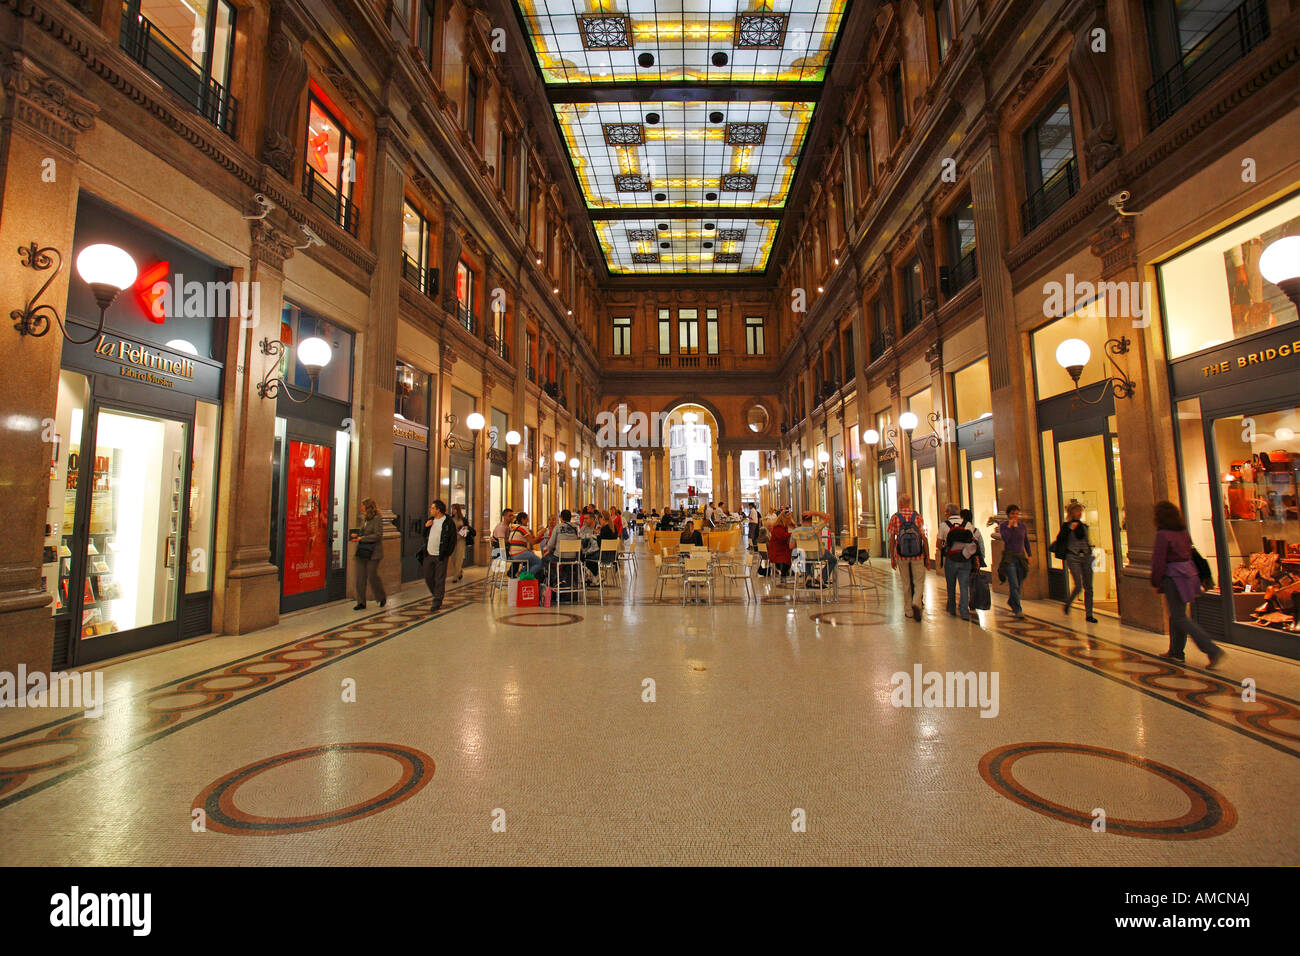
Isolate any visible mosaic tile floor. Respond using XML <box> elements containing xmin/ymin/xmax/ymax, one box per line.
<box><xmin>1</xmin><ymin>546</ymin><xmax>1297</xmax><ymax>865</ymax></box>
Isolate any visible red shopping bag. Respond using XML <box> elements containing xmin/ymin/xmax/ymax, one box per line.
<box><xmin>509</xmin><ymin>578</ymin><xmax>539</xmax><ymax>607</ymax></box>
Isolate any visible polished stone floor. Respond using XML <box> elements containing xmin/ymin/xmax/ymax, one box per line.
<box><xmin>1</xmin><ymin>542</ymin><xmax>1297</xmax><ymax>866</ymax></box>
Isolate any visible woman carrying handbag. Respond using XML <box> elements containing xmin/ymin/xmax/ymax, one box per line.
<box><xmin>351</xmin><ymin>497</ymin><xmax>387</xmax><ymax>611</ymax></box>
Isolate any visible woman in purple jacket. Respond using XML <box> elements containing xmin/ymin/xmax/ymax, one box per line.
<box><xmin>1151</xmin><ymin>500</ymin><xmax>1224</xmax><ymax>669</ymax></box>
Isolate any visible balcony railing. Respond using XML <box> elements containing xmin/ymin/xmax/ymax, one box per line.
<box><xmin>119</xmin><ymin>6</ymin><xmax>238</xmax><ymax>136</ymax></box>
<box><xmin>947</xmin><ymin>248</ymin><xmax>978</xmax><ymax>296</ymax></box>
<box><xmin>1021</xmin><ymin>156</ymin><xmax>1079</xmax><ymax>233</ymax></box>
<box><xmin>679</xmin><ymin>356</ymin><xmax>700</xmax><ymax>368</ymax></box>
<box><xmin>456</xmin><ymin>303</ymin><xmax>476</xmax><ymax>334</ymax></box>
<box><xmin>401</xmin><ymin>252</ymin><xmax>438</xmax><ymax>300</ymax></box>
<box><xmin>1147</xmin><ymin>0</ymin><xmax>1269</xmax><ymax>129</ymax></box>
<box><xmin>526</xmin><ymin>365</ymin><xmax>536</xmax><ymax>383</ymax></box>
<box><xmin>901</xmin><ymin>300</ymin><xmax>924</xmax><ymax>335</ymax></box>
<box><xmin>870</xmin><ymin>333</ymin><xmax>887</xmax><ymax>362</ymax></box>
<box><xmin>303</xmin><ymin>166</ymin><xmax>359</xmax><ymax>237</ymax></box>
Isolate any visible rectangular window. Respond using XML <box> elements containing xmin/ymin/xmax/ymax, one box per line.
<box><xmin>841</xmin><ymin>327</ymin><xmax>855</xmax><ymax>380</ymax></box>
<box><xmin>952</xmin><ymin>357</ymin><xmax>992</xmax><ymax>425</ymax></box>
<box><xmin>499</xmin><ymin>130</ymin><xmax>512</xmax><ymax>192</ymax></box>
<box><xmin>465</xmin><ymin>69</ymin><xmax>480</xmax><ymax>144</ymax></box>
<box><xmin>121</xmin><ymin>0</ymin><xmax>238</xmax><ymax>135</ymax></box>
<box><xmin>935</xmin><ymin>0</ymin><xmax>954</xmax><ymax>63</ymax></box>
<box><xmin>902</xmin><ymin>258</ymin><xmax>924</xmax><ymax>331</ymax></box>
<box><xmin>861</xmin><ymin>128</ymin><xmax>874</xmax><ymax>193</ymax></box>
<box><xmin>694</xmin><ymin>460</ymin><xmax>706</xmax><ymax>476</ymax></box>
<box><xmin>745</xmin><ymin>316</ymin><xmax>765</xmax><ymax>355</ymax></box>
<box><xmin>945</xmin><ymin>194</ymin><xmax>978</xmax><ymax>294</ymax></box>
<box><xmin>705</xmin><ymin>308</ymin><xmax>719</xmax><ymax>355</ymax></box>
<box><xmin>678</xmin><ymin>308</ymin><xmax>699</xmax><ymax>354</ymax></box>
<box><xmin>401</xmin><ymin>201</ymin><xmax>431</xmax><ymax>293</ymax></box>
<box><xmin>305</xmin><ymin>94</ymin><xmax>359</xmax><ymax>234</ymax></box>
<box><xmin>418</xmin><ymin>0</ymin><xmax>437</xmax><ymax>71</ymax></box>
<box><xmin>658</xmin><ymin>308</ymin><xmax>671</xmax><ymax>354</ymax></box>
<box><xmin>1021</xmin><ymin>87</ymin><xmax>1078</xmax><ymax>231</ymax></box>
<box><xmin>612</xmin><ymin>316</ymin><xmax>631</xmax><ymax>356</ymax></box>
<box><xmin>889</xmin><ymin>64</ymin><xmax>906</xmax><ymax>140</ymax></box>
<box><xmin>455</xmin><ymin>260</ymin><xmax>474</xmax><ymax>333</ymax></box>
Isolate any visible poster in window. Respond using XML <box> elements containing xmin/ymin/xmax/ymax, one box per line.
<box><xmin>283</xmin><ymin>441</ymin><xmax>332</xmax><ymax>596</ymax></box>
<box><xmin>1223</xmin><ymin>215</ymin><xmax>1300</xmax><ymax>337</ymax></box>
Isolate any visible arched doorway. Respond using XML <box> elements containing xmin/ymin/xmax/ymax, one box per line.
<box><xmin>662</xmin><ymin>403</ymin><xmax>720</xmax><ymax>511</ymax></box>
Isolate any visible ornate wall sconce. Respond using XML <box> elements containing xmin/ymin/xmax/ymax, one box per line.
<box><xmin>257</xmin><ymin>336</ymin><xmax>332</xmax><ymax>402</ymax></box>
<box><xmin>1055</xmin><ymin>337</ymin><xmax>1136</xmax><ymax>406</ymax></box>
<box><xmin>443</xmin><ymin>411</ymin><xmax>484</xmax><ymax>450</ymax></box>
<box><xmin>13</xmin><ymin>242</ymin><xmax>138</xmax><ymax>344</ymax></box>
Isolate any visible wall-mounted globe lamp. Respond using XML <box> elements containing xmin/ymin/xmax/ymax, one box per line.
<box><xmin>1260</xmin><ymin>236</ymin><xmax>1300</xmax><ymax>310</ymax></box>
<box><xmin>13</xmin><ymin>242</ymin><xmax>139</xmax><ymax>344</ymax></box>
<box><xmin>258</xmin><ymin>334</ymin><xmax>332</xmax><ymax>403</ymax></box>
<box><xmin>1054</xmin><ymin>336</ymin><xmax>1136</xmax><ymax>405</ymax></box>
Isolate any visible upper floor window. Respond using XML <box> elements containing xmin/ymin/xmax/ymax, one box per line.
<box><xmin>612</xmin><ymin>316</ymin><xmax>631</xmax><ymax>356</ymax></box>
<box><xmin>1144</xmin><ymin>0</ymin><xmax>1270</xmax><ymax>128</ymax></box>
<box><xmin>418</xmin><ymin>0</ymin><xmax>438</xmax><ymax>72</ymax></box>
<box><xmin>465</xmin><ymin>69</ymin><xmax>481</xmax><ymax>145</ymax></box>
<box><xmin>455</xmin><ymin>260</ymin><xmax>475</xmax><ymax>332</ymax></box>
<box><xmin>861</xmin><ymin>127</ymin><xmax>874</xmax><ymax>194</ymax></box>
<box><xmin>121</xmin><ymin>0</ymin><xmax>238</xmax><ymax>136</ymax></box>
<box><xmin>888</xmin><ymin>64</ymin><xmax>906</xmax><ymax>141</ymax></box>
<box><xmin>901</xmin><ymin>259</ymin><xmax>924</xmax><ymax>332</ymax></box>
<box><xmin>944</xmin><ymin>195</ymin><xmax>978</xmax><ymax>294</ymax></box>
<box><xmin>935</xmin><ymin>0</ymin><xmax>955</xmax><ymax>63</ymax></box>
<box><xmin>401</xmin><ymin>201</ymin><xmax>434</xmax><ymax>296</ymax></box>
<box><xmin>1021</xmin><ymin>86</ymin><xmax>1078</xmax><ymax>232</ymax></box>
<box><xmin>841</xmin><ymin>327</ymin><xmax>855</xmax><ymax>380</ymax></box>
<box><xmin>705</xmin><ymin>309</ymin><xmax>719</xmax><ymax>355</ymax></box>
<box><xmin>305</xmin><ymin>94</ymin><xmax>359</xmax><ymax>235</ymax></box>
<box><xmin>678</xmin><ymin>308</ymin><xmax>698</xmax><ymax>354</ymax></box>
<box><xmin>745</xmin><ymin>316</ymin><xmax>765</xmax><ymax>355</ymax></box>
<box><xmin>657</xmin><ymin>309</ymin><xmax>671</xmax><ymax>354</ymax></box>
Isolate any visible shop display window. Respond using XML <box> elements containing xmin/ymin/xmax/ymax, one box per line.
<box><xmin>1211</xmin><ymin>407</ymin><xmax>1300</xmax><ymax>633</ymax></box>
<box><xmin>395</xmin><ymin>361</ymin><xmax>430</xmax><ymax>426</ymax></box>
<box><xmin>283</xmin><ymin>440</ymin><xmax>332</xmax><ymax>597</ymax></box>
<box><xmin>281</xmin><ymin>302</ymin><xmax>353</xmax><ymax>402</ymax></box>
<box><xmin>185</xmin><ymin>401</ymin><xmax>220</xmax><ymax>593</ymax></box>
<box><xmin>46</xmin><ymin>372</ymin><xmax>89</xmax><ymax>617</ymax></box>
<box><xmin>959</xmin><ymin>449</ymin><xmax>997</xmax><ymax>534</ymax></box>
<box><xmin>1159</xmin><ymin>193</ymin><xmax>1300</xmax><ymax>360</ymax></box>
<box><xmin>1032</xmin><ymin>298</ymin><xmax>1108</xmax><ymax>400</ymax></box>
<box><xmin>952</xmin><ymin>357</ymin><xmax>992</xmax><ymax>425</ymax></box>
<box><xmin>907</xmin><ymin>387</ymin><xmax>934</xmax><ymax>438</ymax></box>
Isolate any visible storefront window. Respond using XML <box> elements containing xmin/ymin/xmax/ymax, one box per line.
<box><xmin>1159</xmin><ymin>193</ymin><xmax>1300</xmax><ymax>359</ymax></box>
<box><xmin>907</xmin><ymin>387</ymin><xmax>934</xmax><ymax>437</ymax></box>
<box><xmin>960</xmin><ymin>449</ymin><xmax>998</xmax><ymax>534</ymax></box>
<box><xmin>281</xmin><ymin>302</ymin><xmax>353</xmax><ymax>402</ymax></box>
<box><xmin>1033</xmin><ymin>299</ymin><xmax>1109</xmax><ymax>400</ymax></box>
<box><xmin>952</xmin><ymin>357</ymin><xmax>992</xmax><ymax>424</ymax></box>
<box><xmin>1042</xmin><ymin>427</ymin><xmax>1121</xmax><ymax>613</ymax></box>
<box><xmin>333</xmin><ymin>428</ymin><xmax>350</xmax><ymax>572</ymax></box>
<box><xmin>47</xmin><ymin>371</ymin><xmax>90</xmax><ymax>617</ymax></box>
<box><xmin>1213</xmin><ymin>406</ymin><xmax>1300</xmax><ymax>634</ymax></box>
<box><xmin>395</xmin><ymin>361</ymin><xmax>430</xmax><ymax>426</ymax></box>
<box><xmin>185</xmin><ymin>401</ymin><xmax>220</xmax><ymax>593</ymax></box>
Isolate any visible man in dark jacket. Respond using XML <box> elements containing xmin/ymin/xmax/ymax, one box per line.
<box><xmin>423</xmin><ymin>498</ymin><xmax>457</xmax><ymax>611</ymax></box>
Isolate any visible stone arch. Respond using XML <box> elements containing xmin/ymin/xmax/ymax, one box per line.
<box><xmin>658</xmin><ymin>396</ymin><xmax>728</xmax><ymax>440</ymax></box>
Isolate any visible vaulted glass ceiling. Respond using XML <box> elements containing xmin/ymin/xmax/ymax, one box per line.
<box><xmin>514</xmin><ymin>1</ymin><xmax>846</xmax><ymax>276</ymax></box>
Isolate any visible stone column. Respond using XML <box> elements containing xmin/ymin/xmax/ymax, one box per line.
<box><xmin>436</xmin><ymin>345</ymin><xmax>456</xmax><ymax>506</ymax></box>
<box><xmin>1091</xmin><ymin>218</ymin><xmax>1165</xmax><ymax>631</ymax></box>
<box><xmin>971</xmin><ymin>146</ymin><xmax>1044</xmax><ymax>597</ymax></box>
<box><xmin>352</xmin><ymin>115</ymin><xmax>407</xmax><ymax>598</ymax></box>
<box><xmin>476</xmin><ymin>372</ymin><xmax>495</xmax><ymax>562</ymax></box>
<box><xmin>927</xmin><ymin>339</ymin><xmax>957</xmax><ymax>509</ymax></box>
<box><xmin>0</xmin><ymin>56</ymin><xmax>97</xmax><ymax>672</ymax></box>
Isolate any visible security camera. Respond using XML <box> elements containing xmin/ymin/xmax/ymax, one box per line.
<box><xmin>293</xmin><ymin>223</ymin><xmax>324</xmax><ymax>250</ymax></box>
<box><xmin>1108</xmin><ymin>190</ymin><xmax>1139</xmax><ymax>217</ymax></box>
<box><xmin>242</xmin><ymin>192</ymin><xmax>275</xmax><ymax>220</ymax></box>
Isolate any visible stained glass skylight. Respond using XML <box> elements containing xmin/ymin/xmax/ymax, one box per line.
<box><xmin>596</xmin><ymin>217</ymin><xmax>779</xmax><ymax>274</ymax></box>
<box><xmin>516</xmin><ymin>0</ymin><xmax>847</xmax><ymax>84</ymax></box>
<box><xmin>555</xmin><ymin>100</ymin><xmax>814</xmax><ymax>210</ymax></box>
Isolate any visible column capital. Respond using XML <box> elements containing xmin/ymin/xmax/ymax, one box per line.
<box><xmin>1089</xmin><ymin>216</ymin><xmax>1137</xmax><ymax>280</ymax></box>
<box><xmin>1</xmin><ymin>53</ymin><xmax>97</xmax><ymax>157</ymax></box>
<box><xmin>249</xmin><ymin>219</ymin><xmax>297</xmax><ymax>271</ymax></box>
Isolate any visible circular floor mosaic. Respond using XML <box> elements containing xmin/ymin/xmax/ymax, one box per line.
<box><xmin>194</xmin><ymin>742</ymin><xmax>434</xmax><ymax>835</ymax></box>
<box><xmin>496</xmin><ymin>611</ymin><xmax>584</xmax><ymax>627</ymax></box>
<box><xmin>978</xmin><ymin>741</ymin><xmax>1236</xmax><ymax>840</ymax></box>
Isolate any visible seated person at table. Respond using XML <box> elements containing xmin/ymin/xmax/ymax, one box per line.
<box><xmin>767</xmin><ymin>513</ymin><xmax>794</xmax><ymax>578</ymax></box>
<box><xmin>584</xmin><ymin>511</ymin><xmax>620</xmax><ymax>582</ymax></box>
<box><xmin>542</xmin><ymin>509</ymin><xmax>579</xmax><ymax>557</ymax></box>
<box><xmin>491</xmin><ymin>508</ymin><xmax>514</xmax><ymax>558</ymax></box>
<box><xmin>505</xmin><ymin>513</ymin><xmax>544</xmax><ymax>577</ymax></box>
<box><xmin>679</xmin><ymin>520</ymin><xmax>704</xmax><ymax>547</ymax></box>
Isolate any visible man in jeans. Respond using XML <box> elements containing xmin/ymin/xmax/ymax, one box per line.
<box><xmin>935</xmin><ymin>504</ymin><xmax>976</xmax><ymax>621</ymax></box>
<box><xmin>888</xmin><ymin>493</ymin><xmax>932</xmax><ymax>621</ymax></box>
<box><xmin>993</xmin><ymin>504</ymin><xmax>1031</xmax><ymax>619</ymax></box>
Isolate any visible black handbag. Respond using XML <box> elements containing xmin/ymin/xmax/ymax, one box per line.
<box><xmin>355</xmin><ymin>541</ymin><xmax>376</xmax><ymax>561</ymax></box>
<box><xmin>1191</xmin><ymin>547</ymin><xmax>1214</xmax><ymax>588</ymax></box>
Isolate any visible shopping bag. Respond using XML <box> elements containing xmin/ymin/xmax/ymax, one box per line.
<box><xmin>539</xmin><ymin>584</ymin><xmax>552</xmax><ymax>608</ymax></box>
<box><xmin>970</xmin><ymin>570</ymin><xmax>992</xmax><ymax>611</ymax></box>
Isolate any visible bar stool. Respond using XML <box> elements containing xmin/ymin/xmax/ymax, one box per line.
<box><xmin>652</xmin><ymin>552</ymin><xmax>683</xmax><ymax>601</ymax></box>
<box><xmin>551</xmin><ymin>540</ymin><xmax>586</xmax><ymax>606</ymax></box>
<box><xmin>597</xmin><ymin>538</ymin><xmax>622</xmax><ymax>605</ymax></box>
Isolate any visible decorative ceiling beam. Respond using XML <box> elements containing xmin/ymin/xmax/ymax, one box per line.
<box><xmin>589</xmin><ymin>206</ymin><xmax>784</xmax><ymax>221</ymax></box>
<box><xmin>544</xmin><ymin>82</ymin><xmax>823</xmax><ymax>104</ymax></box>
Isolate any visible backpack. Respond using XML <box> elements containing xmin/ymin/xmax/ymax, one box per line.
<box><xmin>945</xmin><ymin>520</ymin><xmax>973</xmax><ymax>558</ymax></box>
<box><xmin>896</xmin><ymin>513</ymin><xmax>923</xmax><ymax>558</ymax></box>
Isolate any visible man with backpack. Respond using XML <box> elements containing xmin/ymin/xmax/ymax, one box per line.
<box><xmin>935</xmin><ymin>503</ymin><xmax>980</xmax><ymax>621</ymax></box>
<box><xmin>888</xmin><ymin>492</ymin><xmax>932</xmax><ymax>621</ymax></box>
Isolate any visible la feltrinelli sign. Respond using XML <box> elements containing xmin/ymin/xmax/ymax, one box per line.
<box><xmin>93</xmin><ymin>336</ymin><xmax>195</xmax><ymax>388</ymax></box>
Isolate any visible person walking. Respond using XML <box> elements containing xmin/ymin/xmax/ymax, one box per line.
<box><xmin>888</xmin><ymin>492</ymin><xmax>932</xmax><ymax>621</ymax></box>
<box><xmin>747</xmin><ymin>503</ymin><xmax>761</xmax><ymax>552</ymax></box>
<box><xmin>351</xmin><ymin>497</ymin><xmax>387</xmax><ymax>611</ymax></box>
<box><xmin>1152</xmin><ymin>500</ymin><xmax>1224</xmax><ymax>668</ymax></box>
<box><xmin>446</xmin><ymin>503</ymin><xmax>471</xmax><ymax>582</ymax></box>
<box><xmin>1054</xmin><ymin>502</ymin><xmax>1098</xmax><ymax>623</ymax></box>
<box><xmin>423</xmin><ymin>499</ymin><xmax>457</xmax><ymax>611</ymax></box>
<box><xmin>993</xmin><ymin>505</ymin><xmax>1031</xmax><ymax>619</ymax></box>
<box><xmin>936</xmin><ymin>503</ymin><xmax>976</xmax><ymax>620</ymax></box>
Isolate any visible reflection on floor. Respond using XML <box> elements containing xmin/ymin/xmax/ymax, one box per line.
<box><xmin>1</xmin><ymin>540</ymin><xmax>1297</xmax><ymax>865</ymax></box>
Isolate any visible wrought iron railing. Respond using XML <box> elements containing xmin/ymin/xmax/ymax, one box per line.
<box><xmin>870</xmin><ymin>333</ymin><xmax>887</xmax><ymax>362</ymax></box>
<box><xmin>457</xmin><ymin>303</ymin><xmax>475</xmax><ymax>334</ymax></box>
<box><xmin>526</xmin><ymin>365</ymin><xmax>536</xmax><ymax>383</ymax></box>
<box><xmin>1021</xmin><ymin>156</ymin><xmax>1079</xmax><ymax>233</ymax></box>
<box><xmin>303</xmin><ymin>166</ymin><xmax>359</xmax><ymax>237</ymax></box>
<box><xmin>119</xmin><ymin>6</ymin><xmax>238</xmax><ymax>136</ymax></box>
<box><xmin>901</xmin><ymin>300</ymin><xmax>924</xmax><ymax>334</ymax></box>
<box><xmin>948</xmin><ymin>248</ymin><xmax>978</xmax><ymax>295</ymax></box>
<box><xmin>1147</xmin><ymin>0</ymin><xmax>1269</xmax><ymax>128</ymax></box>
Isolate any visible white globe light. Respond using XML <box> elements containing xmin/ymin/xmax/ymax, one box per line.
<box><xmin>1276</xmin><ymin>427</ymin><xmax>1296</xmax><ymax>442</ymax></box>
<box><xmin>802</xmin><ymin>457</ymin><xmax>814</xmax><ymax>471</ymax></box>
<box><xmin>505</xmin><ymin>429</ymin><xmax>521</xmax><ymax>446</ymax></box>
<box><xmin>817</xmin><ymin>450</ymin><xmax>830</xmax><ymax>464</ymax></box>
<box><xmin>555</xmin><ymin>450</ymin><xmax>567</xmax><ymax>463</ymax></box>
<box><xmin>780</xmin><ymin>467</ymin><xmax>790</xmax><ymax>478</ymax></box>
<box><xmin>296</xmin><ymin>336</ymin><xmax>333</xmax><ymax>372</ymax></box>
<box><xmin>1055</xmin><ymin>338</ymin><xmax>1091</xmax><ymax>371</ymax></box>
<box><xmin>165</xmin><ymin>339</ymin><xmax>198</xmax><ymax>356</ymax></box>
<box><xmin>569</xmin><ymin>457</ymin><xmax>580</xmax><ymax>469</ymax></box>
<box><xmin>973</xmin><ymin>470</ymin><xmax>984</xmax><ymax>479</ymax></box>
<box><xmin>1259</xmin><ymin>236</ymin><xmax>1300</xmax><ymax>284</ymax></box>
<box><xmin>899</xmin><ymin>412</ymin><xmax>919</xmax><ymax>431</ymax></box>
<box><xmin>76</xmin><ymin>244</ymin><xmax>138</xmax><ymax>291</ymax></box>
<box><xmin>864</xmin><ymin>428</ymin><xmax>880</xmax><ymax>445</ymax></box>
<box><xmin>465</xmin><ymin>412</ymin><xmax>486</xmax><ymax>431</ymax></box>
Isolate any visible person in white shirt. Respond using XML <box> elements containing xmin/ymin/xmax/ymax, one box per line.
<box><xmin>422</xmin><ymin>499</ymin><xmax>456</xmax><ymax>610</ymax></box>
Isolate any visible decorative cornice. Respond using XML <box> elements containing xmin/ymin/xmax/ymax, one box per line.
<box><xmin>1088</xmin><ymin>216</ymin><xmax>1136</xmax><ymax>279</ymax></box>
<box><xmin>1</xmin><ymin>51</ymin><xmax>96</xmax><ymax>156</ymax></box>
<box><xmin>249</xmin><ymin>219</ymin><xmax>297</xmax><ymax>270</ymax></box>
